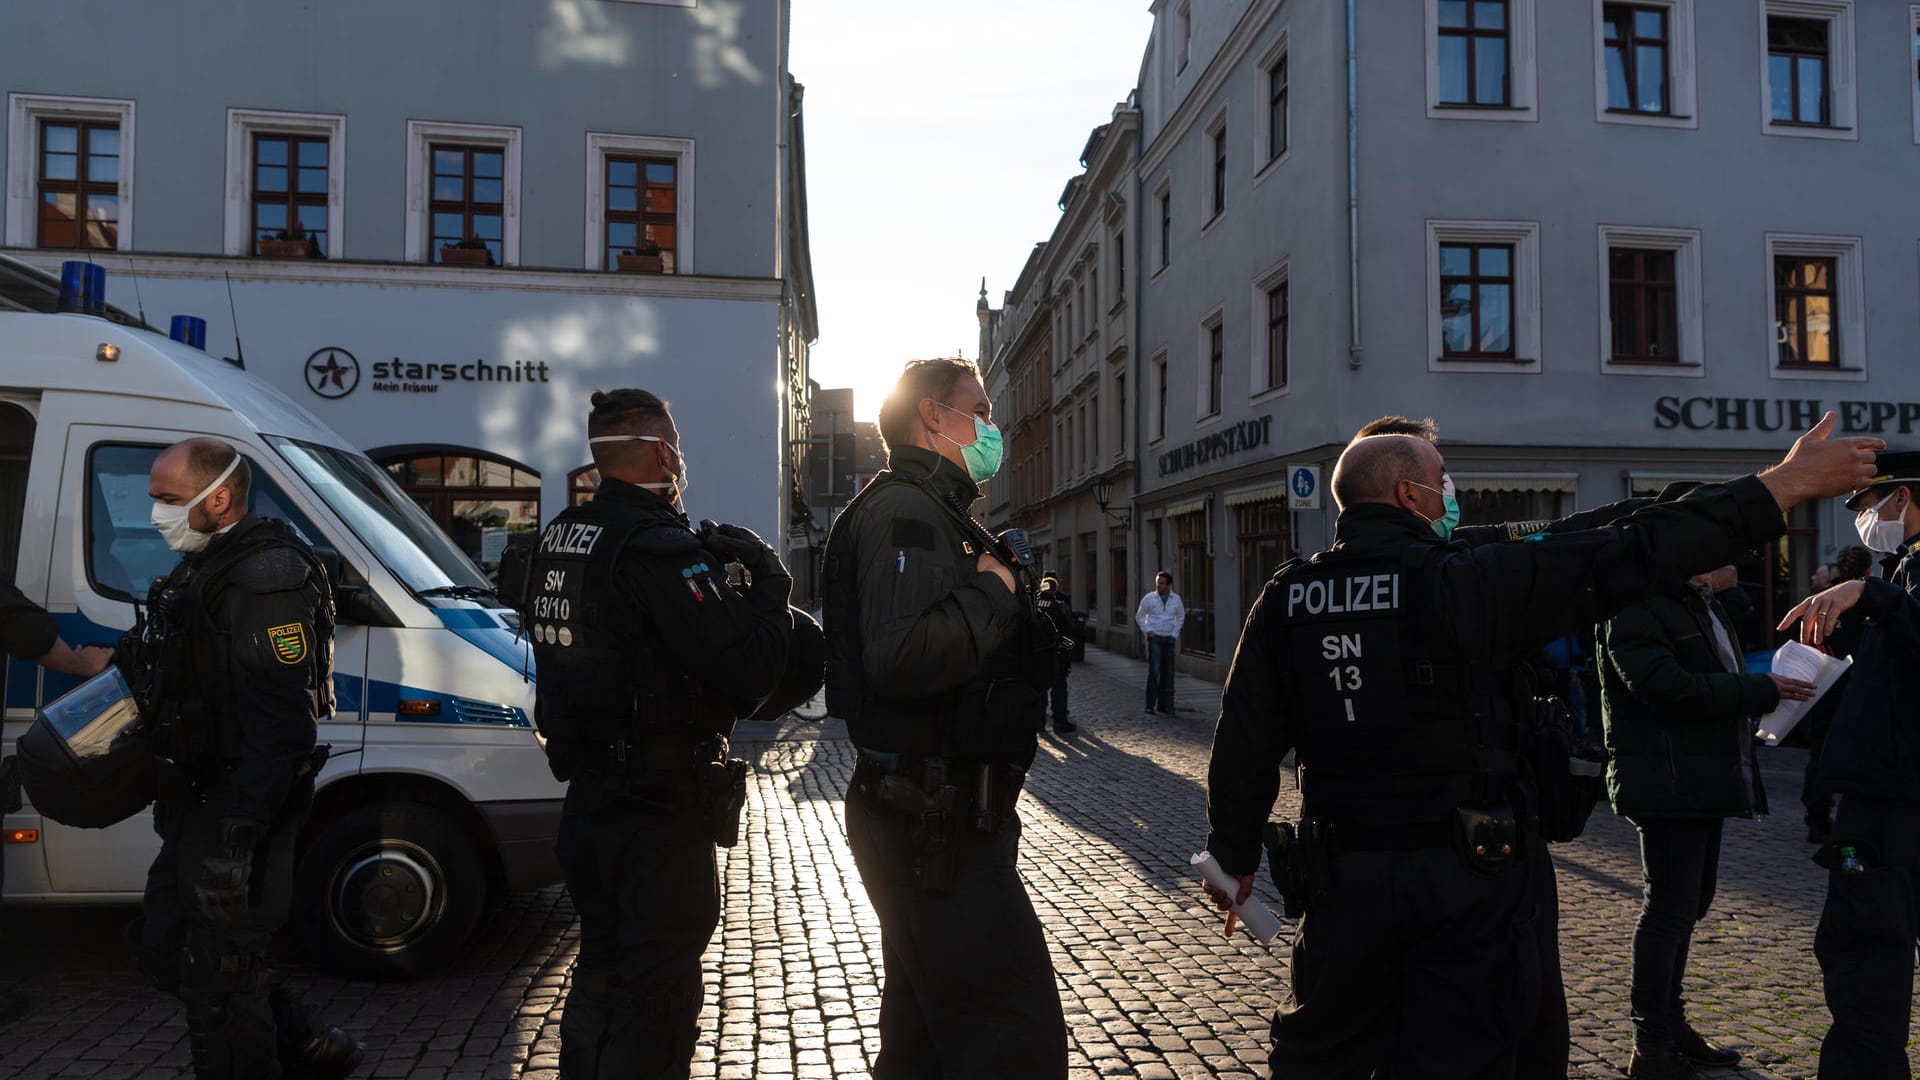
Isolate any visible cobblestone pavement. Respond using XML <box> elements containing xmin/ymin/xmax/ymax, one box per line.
<box><xmin>0</xmin><ymin>647</ymin><xmax>1912</xmax><ymax>1078</ymax></box>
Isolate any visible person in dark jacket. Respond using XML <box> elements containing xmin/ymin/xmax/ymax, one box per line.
<box><xmin>0</xmin><ymin>584</ymin><xmax>115</xmax><ymax>1022</ymax></box>
<box><xmin>1204</xmin><ymin>416</ymin><xmax>1879</xmax><ymax>1077</ymax></box>
<box><xmin>821</xmin><ymin>357</ymin><xmax>1067</xmax><ymax>1077</ymax></box>
<box><xmin>1801</xmin><ymin>545</ymin><xmax>1873</xmax><ymax>843</ymax></box>
<box><xmin>1597</xmin><ymin>566</ymin><xmax>1814</xmax><ymax>1078</ymax></box>
<box><xmin>1779</xmin><ymin>451</ymin><xmax>1920</xmax><ymax>1078</ymax></box>
<box><xmin>1036</xmin><ymin>574</ymin><xmax>1077</xmax><ymax>733</ymax></box>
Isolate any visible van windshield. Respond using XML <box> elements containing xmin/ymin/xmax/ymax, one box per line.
<box><xmin>269</xmin><ymin>436</ymin><xmax>494</xmax><ymax>596</ymax></box>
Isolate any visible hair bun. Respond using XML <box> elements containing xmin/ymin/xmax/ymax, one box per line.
<box><xmin>589</xmin><ymin>390</ymin><xmax>609</xmax><ymax>408</ymax></box>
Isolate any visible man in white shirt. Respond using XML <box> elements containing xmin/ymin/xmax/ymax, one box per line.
<box><xmin>1135</xmin><ymin>571</ymin><xmax>1185</xmax><ymax>714</ymax></box>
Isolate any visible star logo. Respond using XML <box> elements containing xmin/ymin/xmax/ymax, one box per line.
<box><xmin>304</xmin><ymin>347</ymin><xmax>360</xmax><ymax>399</ymax></box>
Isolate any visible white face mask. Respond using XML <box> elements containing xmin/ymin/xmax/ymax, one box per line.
<box><xmin>1855</xmin><ymin>490</ymin><xmax>1911</xmax><ymax>554</ymax></box>
<box><xmin>588</xmin><ymin>435</ymin><xmax>689</xmax><ymax>499</ymax></box>
<box><xmin>151</xmin><ymin>455</ymin><xmax>241</xmax><ymax>554</ymax></box>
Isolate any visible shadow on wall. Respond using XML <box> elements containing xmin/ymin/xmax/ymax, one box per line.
<box><xmin>486</xmin><ymin>299</ymin><xmax>664</xmax><ymax>466</ymax></box>
<box><xmin>539</xmin><ymin>0</ymin><xmax>766</xmax><ymax>87</ymax></box>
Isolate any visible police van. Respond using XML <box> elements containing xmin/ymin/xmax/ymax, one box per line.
<box><xmin>0</xmin><ymin>259</ymin><xmax>563</xmax><ymax>979</ymax></box>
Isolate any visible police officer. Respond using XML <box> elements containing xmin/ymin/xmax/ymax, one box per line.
<box><xmin>821</xmin><ymin>358</ymin><xmax>1067</xmax><ymax>1077</ymax></box>
<box><xmin>0</xmin><ymin>583</ymin><xmax>115</xmax><ymax>1021</ymax></box>
<box><xmin>1204</xmin><ymin>417</ymin><xmax>1877</xmax><ymax>1076</ymax></box>
<box><xmin>128</xmin><ymin>437</ymin><xmax>358</xmax><ymax>1079</ymax></box>
<box><xmin>1780</xmin><ymin>449</ymin><xmax>1920</xmax><ymax>1077</ymax></box>
<box><xmin>1036</xmin><ymin>573</ymin><xmax>1077</xmax><ymax>734</ymax></box>
<box><xmin>521</xmin><ymin>389</ymin><xmax>794</xmax><ymax>1079</ymax></box>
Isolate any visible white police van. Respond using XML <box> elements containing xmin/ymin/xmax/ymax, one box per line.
<box><xmin>0</xmin><ymin>259</ymin><xmax>563</xmax><ymax>979</ymax></box>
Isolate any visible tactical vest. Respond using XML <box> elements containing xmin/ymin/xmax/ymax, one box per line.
<box><xmin>152</xmin><ymin>519</ymin><xmax>334</xmax><ymax>764</ymax></box>
<box><xmin>821</xmin><ymin>474</ymin><xmax>1055</xmax><ymax>764</ymax></box>
<box><xmin>1273</xmin><ymin>542</ymin><xmax>1517</xmax><ymax>825</ymax></box>
<box><xmin>525</xmin><ymin>497</ymin><xmax>734</xmax><ymax>779</ymax></box>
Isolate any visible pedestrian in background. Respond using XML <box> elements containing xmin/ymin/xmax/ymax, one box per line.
<box><xmin>0</xmin><ymin>583</ymin><xmax>114</xmax><ymax>1022</ymax></box>
<box><xmin>1135</xmin><ymin>571</ymin><xmax>1184</xmax><ymax>715</ymax></box>
<box><xmin>1036</xmin><ymin>573</ymin><xmax>1078</xmax><ymax>733</ymax></box>
<box><xmin>1204</xmin><ymin>416</ymin><xmax>1877</xmax><ymax>1077</ymax></box>
<box><xmin>1780</xmin><ymin>451</ymin><xmax>1920</xmax><ymax>1077</ymax></box>
<box><xmin>1596</xmin><ymin>563</ymin><xmax>1812</xmax><ymax>1078</ymax></box>
<box><xmin>522</xmin><ymin>389</ymin><xmax>794</xmax><ymax>1079</ymax></box>
<box><xmin>820</xmin><ymin>358</ymin><xmax>1066</xmax><ymax>1077</ymax></box>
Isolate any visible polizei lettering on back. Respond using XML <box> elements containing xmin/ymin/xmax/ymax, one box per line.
<box><xmin>1286</xmin><ymin>573</ymin><xmax>1400</xmax><ymax>618</ymax></box>
<box><xmin>540</xmin><ymin>521</ymin><xmax>604</xmax><ymax>556</ymax></box>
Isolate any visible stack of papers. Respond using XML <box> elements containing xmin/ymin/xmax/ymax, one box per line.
<box><xmin>1755</xmin><ymin>639</ymin><xmax>1851</xmax><ymax>746</ymax></box>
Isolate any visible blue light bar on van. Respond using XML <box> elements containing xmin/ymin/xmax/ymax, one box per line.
<box><xmin>58</xmin><ymin>261</ymin><xmax>106</xmax><ymax>316</ymax></box>
<box><xmin>168</xmin><ymin>315</ymin><xmax>208</xmax><ymax>349</ymax></box>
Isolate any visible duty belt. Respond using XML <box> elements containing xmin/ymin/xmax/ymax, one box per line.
<box><xmin>851</xmin><ymin>751</ymin><xmax>1025</xmax><ymax>816</ymax></box>
<box><xmin>1327</xmin><ymin>819</ymin><xmax>1456</xmax><ymax>854</ymax></box>
<box><xmin>574</xmin><ymin>736</ymin><xmax>725</xmax><ymax>778</ymax></box>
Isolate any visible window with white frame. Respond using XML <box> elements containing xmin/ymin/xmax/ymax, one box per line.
<box><xmin>1155</xmin><ymin>181</ymin><xmax>1172</xmax><ymax>273</ymax></box>
<box><xmin>1759</xmin><ymin>0</ymin><xmax>1857</xmax><ymax>139</ymax></box>
<box><xmin>1593</xmin><ymin>0</ymin><xmax>1698</xmax><ymax>128</ymax></box>
<box><xmin>585</xmin><ymin>132</ymin><xmax>694</xmax><ymax>273</ymax></box>
<box><xmin>1198</xmin><ymin>309</ymin><xmax>1225</xmax><ymax>418</ymax></box>
<box><xmin>1427</xmin><ymin>220</ymin><xmax>1541</xmax><ymax>372</ymax></box>
<box><xmin>1251</xmin><ymin>262</ymin><xmax>1290</xmax><ymax>395</ymax></box>
<box><xmin>1152</xmin><ymin>350</ymin><xmax>1169</xmax><ymax>441</ymax></box>
<box><xmin>1766</xmin><ymin>233</ymin><xmax>1865</xmax><ymax>377</ymax></box>
<box><xmin>1598</xmin><ymin>225</ymin><xmax>1703</xmax><ymax>375</ymax></box>
<box><xmin>405</xmin><ymin>120</ymin><xmax>522</xmax><ymax>266</ymax></box>
<box><xmin>1426</xmin><ymin>0</ymin><xmax>1538</xmax><ymax>120</ymax></box>
<box><xmin>1204</xmin><ymin>113</ymin><xmax>1228</xmax><ymax>224</ymax></box>
<box><xmin>5</xmin><ymin>94</ymin><xmax>135</xmax><ymax>251</ymax></box>
<box><xmin>1261</xmin><ymin>36</ymin><xmax>1290</xmax><ymax>169</ymax></box>
<box><xmin>224</xmin><ymin>109</ymin><xmax>346</xmax><ymax>258</ymax></box>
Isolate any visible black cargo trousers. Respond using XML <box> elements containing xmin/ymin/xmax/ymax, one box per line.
<box><xmin>843</xmin><ymin>758</ymin><xmax>1066</xmax><ymax>1079</ymax></box>
<box><xmin>1815</xmin><ymin>796</ymin><xmax>1920</xmax><ymax>1079</ymax></box>
<box><xmin>555</xmin><ymin>778</ymin><xmax>720</xmax><ymax>1080</ymax></box>
<box><xmin>131</xmin><ymin>776</ymin><xmax>320</xmax><ymax>1080</ymax></box>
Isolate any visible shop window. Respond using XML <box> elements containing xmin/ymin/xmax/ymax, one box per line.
<box><xmin>377</xmin><ymin>450</ymin><xmax>540</xmax><ymax>574</ymax></box>
<box><xmin>1235</xmin><ymin>499</ymin><xmax>1290</xmax><ymax>631</ymax></box>
<box><xmin>1174</xmin><ymin>508</ymin><xmax>1214</xmax><ymax>656</ymax></box>
<box><xmin>1455</xmin><ymin>487</ymin><xmax>1565</xmax><ymax>527</ymax></box>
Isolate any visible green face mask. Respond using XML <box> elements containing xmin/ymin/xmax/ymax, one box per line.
<box><xmin>1409</xmin><ymin>475</ymin><xmax>1460</xmax><ymax>540</ymax></box>
<box><xmin>934</xmin><ymin>401</ymin><xmax>1004</xmax><ymax>484</ymax></box>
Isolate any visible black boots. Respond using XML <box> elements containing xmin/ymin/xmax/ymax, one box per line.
<box><xmin>1673</xmin><ymin>1024</ymin><xmax>1742</xmax><ymax>1068</ymax></box>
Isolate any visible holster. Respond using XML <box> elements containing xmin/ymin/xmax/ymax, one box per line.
<box><xmin>1454</xmin><ymin>805</ymin><xmax>1519</xmax><ymax>874</ymax></box>
<box><xmin>695</xmin><ymin>737</ymin><xmax>749</xmax><ymax>848</ymax></box>
<box><xmin>1261</xmin><ymin>819</ymin><xmax>1331</xmax><ymax>919</ymax></box>
<box><xmin>868</xmin><ymin>760</ymin><xmax>958</xmax><ymax>895</ymax></box>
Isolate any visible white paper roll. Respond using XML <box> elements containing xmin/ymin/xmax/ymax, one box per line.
<box><xmin>1191</xmin><ymin>850</ymin><xmax>1284</xmax><ymax>945</ymax></box>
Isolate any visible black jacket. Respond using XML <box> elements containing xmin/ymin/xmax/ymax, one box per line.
<box><xmin>0</xmin><ymin>582</ymin><xmax>58</xmax><ymax>660</ymax></box>
<box><xmin>1598</xmin><ymin>585</ymin><xmax>1775</xmax><ymax>819</ymax></box>
<box><xmin>1206</xmin><ymin>478</ymin><xmax>1785</xmax><ymax>876</ymax></box>
<box><xmin>1816</xmin><ymin>534</ymin><xmax>1920</xmax><ymax>800</ymax></box>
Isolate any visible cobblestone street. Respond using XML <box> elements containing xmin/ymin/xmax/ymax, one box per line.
<box><xmin>0</xmin><ymin>647</ymin><xmax>1910</xmax><ymax>1078</ymax></box>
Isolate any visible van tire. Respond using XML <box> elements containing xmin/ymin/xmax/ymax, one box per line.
<box><xmin>292</xmin><ymin>801</ymin><xmax>486</xmax><ymax>980</ymax></box>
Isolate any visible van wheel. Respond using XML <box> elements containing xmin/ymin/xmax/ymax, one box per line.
<box><xmin>293</xmin><ymin>801</ymin><xmax>486</xmax><ymax>980</ymax></box>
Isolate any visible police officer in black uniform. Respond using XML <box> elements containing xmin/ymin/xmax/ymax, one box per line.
<box><xmin>1780</xmin><ymin>450</ymin><xmax>1920</xmax><ymax>1077</ymax></box>
<box><xmin>0</xmin><ymin>583</ymin><xmax>115</xmax><ymax>1021</ymax></box>
<box><xmin>821</xmin><ymin>358</ymin><xmax>1067</xmax><ymax>1077</ymax></box>
<box><xmin>1204</xmin><ymin>417</ymin><xmax>1878</xmax><ymax>1076</ymax></box>
<box><xmin>520</xmin><ymin>389</ymin><xmax>794</xmax><ymax>1079</ymax></box>
<box><xmin>1036</xmin><ymin>574</ymin><xmax>1077</xmax><ymax>734</ymax></box>
<box><xmin>128</xmin><ymin>438</ymin><xmax>358</xmax><ymax>1079</ymax></box>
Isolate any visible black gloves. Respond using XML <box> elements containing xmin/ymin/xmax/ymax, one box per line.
<box><xmin>700</xmin><ymin>522</ymin><xmax>793</xmax><ymax>611</ymax></box>
<box><xmin>193</xmin><ymin>818</ymin><xmax>261</xmax><ymax>925</ymax></box>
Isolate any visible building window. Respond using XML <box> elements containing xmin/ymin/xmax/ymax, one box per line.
<box><xmin>1110</xmin><ymin>544</ymin><xmax>1129</xmax><ymax>624</ymax></box>
<box><xmin>1774</xmin><ymin>255</ymin><xmax>1838</xmax><ymax>367</ymax></box>
<box><xmin>1207</xmin><ymin>120</ymin><xmax>1227</xmax><ymax>222</ymax></box>
<box><xmin>6</xmin><ymin>94</ymin><xmax>135</xmax><ymax>252</ymax></box>
<box><xmin>1598</xmin><ymin>225</ymin><xmax>1704</xmax><ymax>374</ymax></box>
<box><xmin>1153</xmin><ymin>351</ymin><xmax>1168</xmax><ymax>441</ymax></box>
<box><xmin>1765</xmin><ymin>233</ymin><xmax>1864</xmax><ymax>377</ymax></box>
<box><xmin>1439</xmin><ymin>0</ymin><xmax>1510</xmax><ymax>105</ymax></box>
<box><xmin>406</xmin><ymin>120</ymin><xmax>520</xmax><ymax>266</ymax></box>
<box><xmin>1157</xmin><ymin>185</ymin><xmax>1172</xmax><ymax>272</ymax></box>
<box><xmin>1609</xmin><ymin>249</ymin><xmax>1678</xmax><ymax>362</ymax></box>
<box><xmin>429</xmin><ymin>145</ymin><xmax>505</xmax><ymax>266</ymax></box>
<box><xmin>1759</xmin><ymin>1</ymin><xmax>1857</xmax><ymax>140</ymax></box>
<box><xmin>377</xmin><ymin>451</ymin><xmax>541</xmax><ymax>574</ymax></box>
<box><xmin>36</xmin><ymin>119</ymin><xmax>119</xmax><ymax>250</ymax></box>
<box><xmin>223</xmin><ymin>110</ymin><xmax>346</xmax><ymax>258</ymax></box>
<box><xmin>1604</xmin><ymin>4</ymin><xmax>1669</xmax><ymax>113</ymax></box>
<box><xmin>1269</xmin><ymin>54</ymin><xmax>1290</xmax><ymax>164</ymax></box>
<box><xmin>1174</xmin><ymin>509</ymin><xmax>1214</xmax><ymax>657</ymax></box>
<box><xmin>1115</xmin><ymin>374</ymin><xmax>1126</xmax><ymax>455</ymax></box>
<box><xmin>1090</xmin><ymin>394</ymin><xmax>1100</xmax><ymax>462</ymax></box>
<box><xmin>1265</xmin><ymin>279</ymin><xmax>1289</xmax><ymax>391</ymax></box>
<box><xmin>250</xmin><ymin>134</ymin><xmax>330</xmax><ymax>257</ymax></box>
<box><xmin>1115</xmin><ymin>231</ymin><xmax>1126</xmax><ymax>297</ymax></box>
<box><xmin>1082</xmin><ymin>533</ymin><xmax>1098</xmax><ymax>616</ymax></box>
<box><xmin>1769</xmin><ymin>16</ymin><xmax>1830</xmax><ymax>125</ymax></box>
<box><xmin>1439</xmin><ymin>244</ymin><xmax>1514</xmax><ymax>360</ymax></box>
<box><xmin>1427</xmin><ymin>220</ymin><xmax>1541</xmax><ymax>372</ymax></box>
<box><xmin>1091</xmin><ymin>268</ymin><xmax>1100</xmax><ymax>317</ymax></box>
<box><xmin>569</xmin><ymin>466</ymin><xmax>600</xmax><ymax>507</ymax></box>
<box><xmin>1177</xmin><ymin>0</ymin><xmax>1193</xmax><ymax>73</ymax></box>
<box><xmin>1204</xmin><ymin>319</ymin><xmax>1224</xmax><ymax>417</ymax></box>
<box><xmin>602</xmin><ymin>156</ymin><xmax>677</xmax><ymax>272</ymax></box>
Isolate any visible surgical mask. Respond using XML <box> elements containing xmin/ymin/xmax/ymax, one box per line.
<box><xmin>589</xmin><ymin>435</ymin><xmax>689</xmax><ymax>499</ymax></box>
<box><xmin>932</xmin><ymin>401</ymin><xmax>1004</xmax><ymax>484</ymax></box>
<box><xmin>1855</xmin><ymin>491</ymin><xmax>1910</xmax><ymax>553</ymax></box>
<box><xmin>151</xmin><ymin>455</ymin><xmax>241</xmax><ymax>554</ymax></box>
<box><xmin>1409</xmin><ymin>475</ymin><xmax>1460</xmax><ymax>541</ymax></box>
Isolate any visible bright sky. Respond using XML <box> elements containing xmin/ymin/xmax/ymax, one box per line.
<box><xmin>790</xmin><ymin>3</ymin><xmax>1156</xmax><ymax>420</ymax></box>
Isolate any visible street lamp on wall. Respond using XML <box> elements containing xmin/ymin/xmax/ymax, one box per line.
<box><xmin>1092</xmin><ymin>476</ymin><xmax>1132</xmax><ymax>529</ymax></box>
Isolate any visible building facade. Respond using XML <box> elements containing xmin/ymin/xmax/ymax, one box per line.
<box><xmin>1128</xmin><ymin>0</ymin><xmax>1920</xmax><ymax>677</ymax></box>
<box><xmin>990</xmin><ymin>244</ymin><xmax>1057</xmax><ymax>566</ymax></box>
<box><xmin>1</xmin><ymin>0</ymin><xmax>817</xmax><ymax>574</ymax></box>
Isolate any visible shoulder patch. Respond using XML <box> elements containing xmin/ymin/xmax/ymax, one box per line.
<box><xmin>1506</xmin><ymin>520</ymin><xmax>1551</xmax><ymax>540</ymax></box>
<box><xmin>266</xmin><ymin>622</ymin><xmax>309</xmax><ymax>665</ymax></box>
<box><xmin>891</xmin><ymin>517</ymin><xmax>938</xmax><ymax>551</ymax></box>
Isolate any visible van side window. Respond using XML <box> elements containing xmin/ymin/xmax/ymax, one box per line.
<box><xmin>85</xmin><ymin>444</ymin><xmax>325</xmax><ymax>602</ymax></box>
